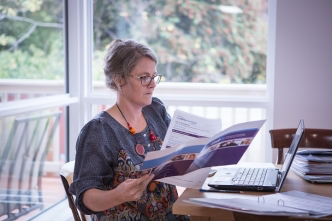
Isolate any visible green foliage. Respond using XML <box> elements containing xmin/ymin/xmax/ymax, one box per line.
<box><xmin>0</xmin><ymin>34</ymin><xmax>16</xmax><ymax>46</ymax></box>
<box><xmin>0</xmin><ymin>0</ymin><xmax>267</xmax><ymax>84</ymax></box>
<box><xmin>93</xmin><ymin>0</ymin><xmax>268</xmax><ymax>84</ymax></box>
<box><xmin>0</xmin><ymin>0</ymin><xmax>43</xmax><ymax>15</ymax></box>
<box><xmin>0</xmin><ymin>35</ymin><xmax>64</xmax><ymax>80</ymax></box>
<box><xmin>0</xmin><ymin>0</ymin><xmax>64</xmax><ymax>80</ymax></box>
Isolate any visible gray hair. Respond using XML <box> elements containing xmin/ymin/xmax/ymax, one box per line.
<box><xmin>103</xmin><ymin>39</ymin><xmax>158</xmax><ymax>91</ymax></box>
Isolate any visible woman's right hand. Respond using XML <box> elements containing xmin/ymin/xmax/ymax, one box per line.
<box><xmin>82</xmin><ymin>174</ymin><xmax>155</xmax><ymax>212</ymax></box>
<box><xmin>116</xmin><ymin>174</ymin><xmax>155</xmax><ymax>202</ymax></box>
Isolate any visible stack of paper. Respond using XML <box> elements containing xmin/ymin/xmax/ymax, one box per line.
<box><xmin>291</xmin><ymin>150</ymin><xmax>332</xmax><ymax>183</ymax></box>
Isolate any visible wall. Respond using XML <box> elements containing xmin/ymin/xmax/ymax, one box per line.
<box><xmin>272</xmin><ymin>0</ymin><xmax>332</xmax><ymax>129</ymax></box>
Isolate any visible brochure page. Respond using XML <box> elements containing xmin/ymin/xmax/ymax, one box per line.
<box><xmin>140</xmin><ymin>110</ymin><xmax>266</xmax><ymax>188</ymax></box>
<box><xmin>161</xmin><ymin>109</ymin><xmax>222</xmax><ymax>149</ymax></box>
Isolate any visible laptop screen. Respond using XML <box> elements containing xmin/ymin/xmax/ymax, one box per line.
<box><xmin>276</xmin><ymin>119</ymin><xmax>305</xmax><ymax>192</ymax></box>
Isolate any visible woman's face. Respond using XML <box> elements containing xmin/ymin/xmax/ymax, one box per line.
<box><xmin>120</xmin><ymin>57</ymin><xmax>157</xmax><ymax>108</ymax></box>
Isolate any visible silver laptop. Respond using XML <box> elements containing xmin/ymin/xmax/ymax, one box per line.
<box><xmin>208</xmin><ymin>119</ymin><xmax>305</xmax><ymax>192</ymax></box>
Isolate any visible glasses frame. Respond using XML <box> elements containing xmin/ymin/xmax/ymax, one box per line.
<box><xmin>129</xmin><ymin>74</ymin><xmax>162</xmax><ymax>86</ymax></box>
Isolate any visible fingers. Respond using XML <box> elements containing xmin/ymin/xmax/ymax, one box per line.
<box><xmin>142</xmin><ymin>174</ymin><xmax>154</xmax><ymax>187</ymax></box>
<box><xmin>140</xmin><ymin>169</ymin><xmax>149</xmax><ymax>175</ymax></box>
<box><xmin>136</xmin><ymin>174</ymin><xmax>154</xmax><ymax>189</ymax></box>
<box><xmin>131</xmin><ymin>174</ymin><xmax>155</xmax><ymax>200</ymax></box>
<box><xmin>117</xmin><ymin>174</ymin><xmax>155</xmax><ymax>202</ymax></box>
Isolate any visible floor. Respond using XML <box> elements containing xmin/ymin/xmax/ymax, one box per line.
<box><xmin>0</xmin><ymin>175</ymin><xmax>66</xmax><ymax>221</ymax></box>
<box><xmin>29</xmin><ymin>200</ymin><xmax>77</xmax><ymax>221</ymax></box>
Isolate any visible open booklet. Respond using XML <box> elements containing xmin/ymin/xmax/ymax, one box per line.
<box><xmin>140</xmin><ymin>110</ymin><xmax>266</xmax><ymax>188</ymax></box>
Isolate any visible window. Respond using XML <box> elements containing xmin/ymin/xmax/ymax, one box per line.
<box><xmin>90</xmin><ymin>0</ymin><xmax>269</xmax><ymax>163</ymax></box>
<box><xmin>0</xmin><ymin>1</ymin><xmax>68</xmax><ymax>220</ymax></box>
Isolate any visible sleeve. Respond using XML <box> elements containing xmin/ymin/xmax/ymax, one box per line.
<box><xmin>69</xmin><ymin>119</ymin><xmax>114</xmax><ymax>215</ymax></box>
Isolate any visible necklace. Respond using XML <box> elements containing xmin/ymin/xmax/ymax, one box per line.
<box><xmin>116</xmin><ymin>103</ymin><xmax>157</xmax><ymax>142</ymax></box>
<box><xmin>115</xmin><ymin>103</ymin><xmax>162</xmax><ymax>192</ymax></box>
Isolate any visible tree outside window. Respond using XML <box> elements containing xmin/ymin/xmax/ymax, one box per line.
<box><xmin>92</xmin><ymin>0</ymin><xmax>268</xmax><ymax>84</ymax></box>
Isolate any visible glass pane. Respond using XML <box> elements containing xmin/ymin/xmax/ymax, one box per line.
<box><xmin>0</xmin><ymin>0</ymin><xmax>65</xmax><ymax>103</ymax></box>
<box><xmin>0</xmin><ymin>1</ymin><xmax>67</xmax><ymax>220</ymax></box>
<box><xmin>92</xmin><ymin>0</ymin><xmax>268</xmax><ymax>89</ymax></box>
<box><xmin>0</xmin><ymin>107</ymin><xmax>67</xmax><ymax>220</ymax></box>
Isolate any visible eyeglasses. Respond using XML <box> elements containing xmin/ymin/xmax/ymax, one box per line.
<box><xmin>129</xmin><ymin>74</ymin><xmax>162</xmax><ymax>86</ymax></box>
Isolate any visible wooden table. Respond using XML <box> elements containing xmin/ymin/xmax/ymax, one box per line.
<box><xmin>172</xmin><ymin>169</ymin><xmax>332</xmax><ymax>221</ymax></box>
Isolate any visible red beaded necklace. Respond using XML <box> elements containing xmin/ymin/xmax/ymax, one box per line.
<box><xmin>116</xmin><ymin>103</ymin><xmax>157</xmax><ymax>142</ymax></box>
<box><xmin>116</xmin><ymin>103</ymin><xmax>160</xmax><ymax>192</ymax></box>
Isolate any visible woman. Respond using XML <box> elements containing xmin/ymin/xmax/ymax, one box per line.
<box><xmin>69</xmin><ymin>39</ymin><xmax>189</xmax><ymax>221</ymax></box>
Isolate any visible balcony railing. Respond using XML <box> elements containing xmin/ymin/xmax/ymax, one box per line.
<box><xmin>0</xmin><ymin>79</ymin><xmax>268</xmax><ymax>175</ymax></box>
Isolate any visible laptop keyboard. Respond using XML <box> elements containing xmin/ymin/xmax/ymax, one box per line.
<box><xmin>232</xmin><ymin>168</ymin><xmax>267</xmax><ymax>186</ymax></box>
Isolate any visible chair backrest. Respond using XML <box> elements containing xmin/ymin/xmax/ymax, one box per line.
<box><xmin>269</xmin><ymin>128</ymin><xmax>332</xmax><ymax>164</ymax></box>
<box><xmin>0</xmin><ymin>111</ymin><xmax>62</xmax><ymax>219</ymax></box>
<box><xmin>59</xmin><ymin>161</ymin><xmax>87</xmax><ymax>221</ymax></box>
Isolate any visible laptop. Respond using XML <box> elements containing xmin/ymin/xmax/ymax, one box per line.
<box><xmin>208</xmin><ymin>119</ymin><xmax>305</xmax><ymax>192</ymax></box>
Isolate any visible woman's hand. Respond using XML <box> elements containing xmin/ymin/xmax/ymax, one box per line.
<box><xmin>116</xmin><ymin>174</ymin><xmax>155</xmax><ymax>202</ymax></box>
<box><xmin>83</xmin><ymin>174</ymin><xmax>155</xmax><ymax>212</ymax></box>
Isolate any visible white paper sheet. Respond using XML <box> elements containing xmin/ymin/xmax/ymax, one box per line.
<box><xmin>264</xmin><ymin>191</ymin><xmax>332</xmax><ymax>216</ymax></box>
<box><xmin>188</xmin><ymin>190</ymin><xmax>332</xmax><ymax>217</ymax></box>
<box><xmin>188</xmin><ymin>198</ymin><xmax>310</xmax><ymax>216</ymax></box>
<box><xmin>157</xmin><ymin>167</ymin><xmax>212</xmax><ymax>189</ymax></box>
<box><xmin>161</xmin><ymin>109</ymin><xmax>222</xmax><ymax>150</ymax></box>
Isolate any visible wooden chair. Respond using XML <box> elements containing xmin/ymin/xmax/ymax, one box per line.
<box><xmin>59</xmin><ymin>161</ymin><xmax>87</xmax><ymax>221</ymax></box>
<box><xmin>269</xmin><ymin>128</ymin><xmax>332</xmax><ymax>164</ymax></box>
<box><xmin>0</xmin><ymin>111</ymin><xmax>62</xmax><ymax>221</ymax></box>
